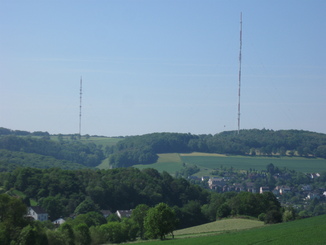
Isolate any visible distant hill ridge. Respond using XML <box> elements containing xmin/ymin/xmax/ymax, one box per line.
<box><xmin>108</xmin><ymin>129</ymin><xmax>326</xmax><ymax>167</ymax></box>
<box><xmin>1</xmin><ymin>127</ymin><xmax>326</xmax><ymax>169</ymax></box>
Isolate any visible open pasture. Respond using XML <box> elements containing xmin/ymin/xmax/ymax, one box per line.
<box><xmin>180</xmin><ymin>153</ymin><xmax>326</xmax><ymax>173</ymax></box>
<box><xmin>133</xmin><ymin>153</ymin><xmax>184</xmax><ymax>175</ymax></box>
<box><xmin>173</xmin><ymin>218</ymin><xmax>264</xmax><ymax>238</ymax></box>
<box><xmin>140</xmin><ymin>215</ymin><xmax>326</xmax><ymax>245</ymax></box>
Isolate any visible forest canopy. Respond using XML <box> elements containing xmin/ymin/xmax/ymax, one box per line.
<box><xmin>109</xmin><ymin>129</ymin><xmax>326</xmax><ymax>167</ymax></box>
<box><xmin>1</xmin><ymin>127</ymin><xmax>326</xmax><ymax>169</ymax></box>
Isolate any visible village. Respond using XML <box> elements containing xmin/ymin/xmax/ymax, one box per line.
<box><xmin>188</xmin><ymin>165</ymin><xmax>326</xmax><ymax>212</ymax></box>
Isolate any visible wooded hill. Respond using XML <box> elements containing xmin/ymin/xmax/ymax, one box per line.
<box><xmin>109</xmin><ymin>129</ymin><xmax>326</xmax><ymax>168</ymax></box>
<box><xmin>0</xmin><ymin>130</ymin><xmax>105</xmax><ymax>171</ymax></box>
<box><xmin>0</xmin><ymin>167</ymin><xmax>283</xmax><ymax>226</ymax></box>
<box><xmin>1</xmin><ymin>127</ymin><xmax>326</xmax><ymax>170</ymax></box>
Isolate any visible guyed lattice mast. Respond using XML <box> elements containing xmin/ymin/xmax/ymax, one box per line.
<box><xmin>237</xmin><ymin>13</ymin><xmax>242</xmax><ymax>134</ymax></box>
<box><xmin>79</xmin><ymin>76</ymin><xmax>82</xmax><ymax>136</ymax></box>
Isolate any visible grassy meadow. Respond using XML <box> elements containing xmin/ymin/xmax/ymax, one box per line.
<box><xmin>172</xmin><ymin>218</ymin><xmax>264</xmax><ymax>238</ymax></box>
<box><xmin>78</xmin><ymin>136</ymin><xmax>123</xmax><ymax>147</ymax></box>
<box><xmin>133</xmin><ymin>153</ymin><xmax>184</xmax><ymax>175</ymax></box>
<box><xmin>138</xmin><ymin>215</ymin><xmax>326</xmax><ymax>245</ymax></box>
<box><xmin>132</xmin><ymin>152</ymin><xmax>326</xmax><ymax>175</ymax></box>
<box><xmin>180</xmin><ymin>152</ymin><xmax>326</xmax><ymax>173</ymax></box>
<box><xmin>97</xmin><ymin>157</ymin><xmax>111</xmax><ymax>169</ymax></box>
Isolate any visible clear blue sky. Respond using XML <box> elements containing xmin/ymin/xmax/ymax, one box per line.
<box><xmin>1</xmin><ymin>0</ymin><xmax>325</xmax><ymax>136</ymax></box>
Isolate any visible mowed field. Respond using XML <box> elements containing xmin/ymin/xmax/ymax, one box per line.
<box><xmin>133</xmin><ymin>153</ymin><xmax>184</xmax><ymax>174</ymax></box>
<box><xmin>133</xmin><ymin>152</ymin><xmax>326</xmax><ymax>175</ymax></box>
<box><xmin>172</xmin><ymin>218</ymin><xmax>264</xmax><ymax>238</ymax></box>
<box><xmin>138</xmin><ymin>214</ymin><xmax>326</xmax><ymax>245</ymax></box>
<box><xmin>180</xmin><ymin>152</ymin><xmax>326</xmax><ymax>173</ymax></box>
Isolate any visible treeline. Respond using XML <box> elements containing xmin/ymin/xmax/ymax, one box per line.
<box><xmin>0</xmin><ymin>127</ymin><xmax>50</xmax><ymax>137</ymax></box>
<box><xmin>0</xmin><ymin>190</ymin><xmax>288</xmax><ymax>245</ymax></box>
<box><xmin>109</xmin><ymin>129</ymin><xmax>326</xmax><ymax>167</ymax></box>
<box><xmin>109</xmin><ymin>133</ymin><xmax>195</xmax><ymax>167</ymax></box>
<box><xmin>1</xmin><ymin>167</ymin><xmax>208</xmax><ymax>222</ymax></box>
<box><xmin>0</xmin><ymin>167</ymin><xmax>288</xmax><ymax>244</ymax></box>
<box><xmin>0</xmin><ymin>135</ymin><xmax>104</xmax><ymax>168</ymax></box>
<box><xmin>1</xmin><ymin>127</ymin><xmax>326</xmax><ymax>169</ymax></box>
<box><xmin>0</xmin><ymin>150</ymin><xmax>87</xmax><ymax>171</ymax></box>
<box><xmin>0</xmin><ymin>168</ymin><xmax>285</xmax><ymax>226</ymax></box>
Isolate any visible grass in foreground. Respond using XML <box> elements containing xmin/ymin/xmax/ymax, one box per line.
<box><xmin>172</xmin><ymin>218</ymin><xmax>264</xmax><ymax>238</ymax></box>
<box><xmin>137</xmin><ymin>215</ymin><xmax>326</xmax><ymax>245</ymax></box>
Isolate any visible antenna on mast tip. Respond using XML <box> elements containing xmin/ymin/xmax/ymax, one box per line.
<box><xmin>237</xmin><ymin>12</ymin><xmax>242</xmax><ymax>135</ymax></box>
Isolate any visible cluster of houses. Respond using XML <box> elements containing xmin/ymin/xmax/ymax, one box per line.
<box><xmin>27</xmin><ymin>206</ymin><xmax>133</xmax><ymax>226</ymax></box>
<box><xmin>189</xmin><ymin>172</ymin><xmax>326</xmax><ymax>201</ymax></box>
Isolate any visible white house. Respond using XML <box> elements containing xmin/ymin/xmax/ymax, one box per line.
<box><xmin>259</xmin><ymin>186</ymin><xmax>269</xmax><ymax>194</ymax></box>
<box><xmin>28</xmin><ymin>206</ymin><xmax>48</xmax><ymax>222</ymax></box>
<box><xmin>116</xmin><ymin>209</ymin><xmax>132</xmax><ymax>219</ymax></box>
<box><xmin>53</xmin><ymin>218</ymin><xmax>65</xmax><ymax>225</ymax></box>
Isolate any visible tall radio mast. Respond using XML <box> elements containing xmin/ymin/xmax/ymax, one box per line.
<box><xmin>237</xmin><ymin>13</ymin><xmax>242</xmax><ymax>134</ymax></box>
<box><xmin>79</xmin><ymin>76</ymin><xmax>82</xmax><ymax>136</ymax></box>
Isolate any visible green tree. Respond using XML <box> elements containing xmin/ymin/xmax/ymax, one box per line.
<box><xmin>70</xmin><ymin>212</ymin><xmax>106</xmax><ymax>228</ymax></box>
<box><xmin>264</xmin><ymin>209</ymin><xmax>282</xmax><ymax>224</ymax></box>
<box><xmin>0</xmin><ymin>194</ymin><xmax>27</xmax><ymax>244</ymax></box>
<box><xmin>315</xmin><ymin>145</ymin><xmax>326</xmax><ymax>158</ymax></box>
<box><xmin>58</xmin><ymin>223</ymin><xmax>75</xmax><ymax>245</ymax></box>
<box><xmin>131</xmin><ymin>204</ymin><xmax>149</xmax><ymax>239</ymax></box>
<box><xmin>144</xmin><ymin>203</ymin><xmax>177</xmax><ymax>240</ymax></box>
<box><xmin>99</xmin><ymin>222</ymin><xmax>127</xmax><ymax>243</ymax></box>
<box><xmin>283</xmin><ymin>209</ymin><xmax>295</xmax><ymax>222</ymax></box>
<box><xmin>16</xmin><ymin>223</ymin><xmax>48</xmax><ymax>245</ymax></box>
<box><xmin>216</xmin><ymin>203</ymin><xmax>231</xmax><ymax>219</ymax></box>
<box><xmin>74</xmin><ymin>198</ymin><xmax>99</xmax><ymax>215</ymax></box>
<box><xmin>74</xmin><ymin>223</ymin><xmax>91</xmax><ymax>245</ymax></box>
<box><xmin>45</xmin><ymin>229</ymin><xmax>66</xmax><ymax>245</ymax></box>
<box><xmin>39</xmin><ymin>196</ymin><xmax>64</xmax><ymax>221</ymax></box>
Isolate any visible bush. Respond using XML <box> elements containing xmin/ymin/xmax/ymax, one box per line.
<box><xmin>258</xmin><ymin>213</ymin><xmax>266</xmax><ymax>222</ymax></box>
<box><xmin>264</xmin><ymin>210</ymin><xmax>282</xmax><ymax>224</ymax></box>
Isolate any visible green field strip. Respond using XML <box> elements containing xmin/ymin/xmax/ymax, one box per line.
<box><xmin>134</xmin><ymin>153</ymin><xmax>184</xmax><ymax>175</ymax></box>
<box><xmin>140</xmin><ymin>215</ymin><xmax>326</xmax><ymax>245</ymax></box>
<box><xmin>180</xmin><ymin>154</ymin><xmax>326</xmax><ymax>173</ymax></box>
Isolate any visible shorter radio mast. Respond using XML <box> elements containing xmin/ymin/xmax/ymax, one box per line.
<box><xmin>237</xmin><ymin>12</ymin><xmax>242</xmax><ymax>134</ymax></box>
<box><xmin>79</xmin><ymin>76</ymin><xmax>82</xmax><ymax>136</ymax></box>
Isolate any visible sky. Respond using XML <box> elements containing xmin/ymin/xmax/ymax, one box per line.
<box><xmin>1</xmin><ymin>0</ymin><xmax>325</xmax><ymax>136</ymax></box>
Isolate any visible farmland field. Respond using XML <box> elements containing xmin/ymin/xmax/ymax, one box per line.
<box><xmin>133</xmin><ymin>152</ymin><xmax>326</xmax><ymax>175</ymax></box>
<box><xmin>139</xmin><ymin>214</ymin><xmax>326</xmax><ymax>245</ymax></box>
<box><xmin>180</xmin><ymin>153</ymin><xmax>326</xmax><ymax>173</ymax></box>
<box><xmin>172</xmin><ymin>218</ymin><xmax>264</xmax><ymax>238</ymax></box>
<box><xmin>133</xmin><ymin>153</ymin><xmax>184</xmax><ymax>175</ymax></box>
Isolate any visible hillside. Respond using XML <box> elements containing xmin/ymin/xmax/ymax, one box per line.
<box><xmin>108</xmin><ymin>129</ymin><xmax>326</xmax><ymax>168</ymax></box>
<box><xmin>0</xmin><ymin>128</ymin><xmax>326</xmax><ymax>168</ymax></box>
<box><xmin>132</xmin><ymin>152</ymin><xmax>326</xmax><ymax>175</ymax></box>
<box><xmin>0</xmin><ymin>149</ymin><xmax>87</xmax><ymax>171</ymax></box>
<box><xmin>173</xmin><ymin>218</ymin><xmax>264</xmax><ymax>238</ymax></box>
<box><xmin>143</xmin><ymin>214</ymin><xmax>326</xmax><ymax>245</ymax></box>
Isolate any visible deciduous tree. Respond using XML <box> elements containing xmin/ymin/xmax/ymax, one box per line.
<box><xmin>144</xmin><ymin>203</ymin><xmax>177</xmax><ymax>240</ymax></box>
